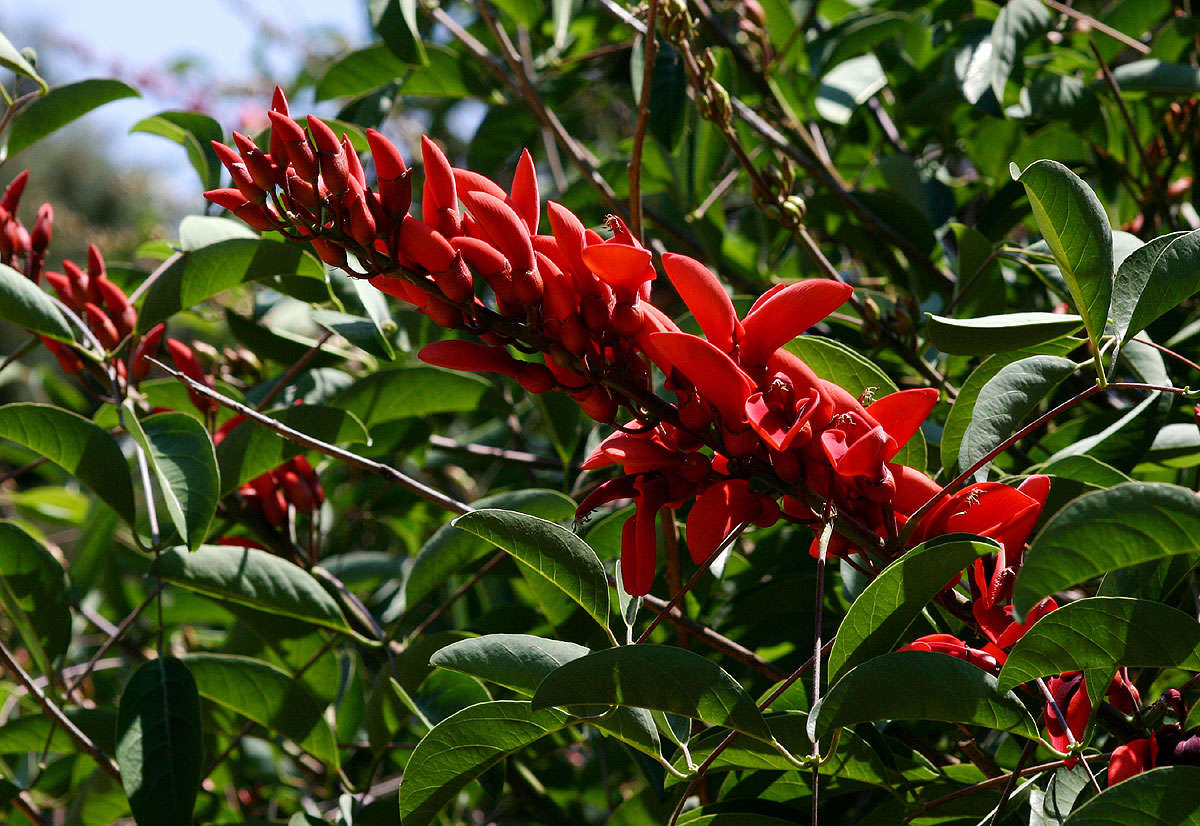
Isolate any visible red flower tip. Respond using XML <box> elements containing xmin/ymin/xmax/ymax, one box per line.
<box><xmin>270</xmin><ymin>85</ymin><xmax>290</xmax><ymax>115</ymax></box>
<box><xmin>581</xmin><ymin>243</ymin><xmax>654</xmax><ymax>292</ymax></box>
<box><xmin>739</xmin><ymin>279</ymin><xmax>854</xmax><ymax>366</ymax></box>
<box><xmin>508</xmin><ymin>148</ymin><xmax>539</xmax><ymax>235</ymax></box>
<box><xmin>1</xmin><ymin>169</ymin><xmax>30</xmax><ymax>214</ymax></box>
<box><xmin>647</xmin><ymin>332</ymin><xmax>754</xmax><ymax>426</ymax></box>
<box><xmin>366</xmin><ymin>128</ymin><xmax>407</xmax><ymax>180</ymax></box>
<box><xmin>866</xmin><ymin>387</ymin><xmax>938</xmax><ymax>461</ymax></box>
<box><xmin>210</xmin><ymin>139</ymin><xmax>241</xmax><ymax>170</ymax></box>
<box><xmin>459</xmin><ymin>190</ymin><xmax>535</xmax><ymax>275</ymax></box>
<box><xmin>418</xmin><ymin>339</ymin><xmax>525</xmax><ymax>379</ymax></box>
<box><xmin>305</xmin><ymin>115</ymin><xmax>341</xmax><ymax>155</ymax></box>
<box><xmin>453</xmin><ymin>167</ymin><xmax>507</xmax><ymax>200</ymax></box>
<box><xmin>661</xmin><ymin>253</ymin><xmax>740</xmax><ymax>352</ymax></box>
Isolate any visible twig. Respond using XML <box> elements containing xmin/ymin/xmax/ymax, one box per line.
<box><xmin>0</xmin><ymin>335</ymin><xmax>37</xmax><ymax>376</ymax></box>
<box><xmin>148</xmin><ymin>357</ymin><xmax>473</xmax><ymax>516</ymax></box>
<box><xmin>428</xmin><ymin>434</ymin><xmax>566</xmax><ymax>469</ymax></box>
<box><xmin>809</xmin><ymin>518</ymin><xmax>832</xmax><ymax>824</ymax></box>
<box><xmin>988</xmin><ymin>739</ymin><xmax>1037</xmax><ymax>826</ymax></box>
<box><xmin>65</xmin><ymin>584</ymin><xmax>161</xmax><ymax>698</ymax></box>
<box><xmin>402</xmin><ymin>550</ymin><xmax>505</xmax><ymax>643</ymax></box>
<box><xmin>1043</xmin><ymin>0</ymin><xmax>1150</xmax><ymax>55</ymax></box>
<box><xmin>1035</xmin><ymin>677</ymin><xmax>1103</xmax><ymax>794</ymax></box>
<box><xmin>255</xmin><ymin>330</ymin><xmax>334</xmax><ymax>411</ymax></box>
<box><xmin>629</xmin><ymin>0</ymin><xmax>660</xmax><ymax>240</ymax></box>
<box><xmin>0</xmin><ymin>637</ymin><xmax>121</xmax><ymax>781</ymax></box>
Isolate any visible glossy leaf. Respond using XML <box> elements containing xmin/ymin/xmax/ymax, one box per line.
<box><xmin>786</xmin><ymin>335</ymin><xmax>924</xmax><ymax>468</ymax></box>
<box><xmin>369</xmin><ymin>0</ymin><xmax>427</xmax><ymax>65</ymax></box>
<box><xmin>405</xmin><ymin>489</ymin><xmax>576</xmax><ymax>609</ymax></box>
<box><xmin>809</xmin><ymin>651</ymin><xmax>1041</xmax><ymax>742</ymax></box>
<box><xmin>214</xmin><ymin>405</ymin><xmax>368</xmax><ymax>495</ymax></box>
<box><xmin>1013</xmin><ymin>483</ymin><xmax>1200</xmax><ymax>619</ymax></box>
<box><xmin>116</xmin><ymin>657</ymin><xmax>203</xmax><ymax>826</ymax></box>
<box><xmin>1013</xmin><ymin>160</ymin><xmax>1113</xmax><ymax>350</ymax></box>
<box><xmin>452</xmin><ymin>508</ymin><xmax>610</xmax><ymax>631</ymax></box>
<box><xmin>959</xmin><ymin>355</ymin><xmax>1077</xmax><ymax>480</ymax></box>
<box><xmin>0</xmin><ymin>521</ymin><xmax>70</xmax><ymax>672</ymax></box>
<box><xmin>398</xmin><ymin>701</ymin><xmax>572</xmax><ymax>826</ymax></box>
<box><xmin>0</xmin><ymin>31</ymin><xmax>46</xmax><ymax>91</ymax></box>
<box><xmin>155</xmin><ymin>545</ymin><xmax>354</xmax><ymax>635</ymax></box>
<box><xmin>531</xmin><ymin>644</ymin><xmax>773</xmax><ymax>742</ymax></box>
<box><xmin>183</xmin><ymin>653</ymin><xmax>339</xmax><ymax>768</ymax></box>
<box><xmin>0</xmin><ymin>403</ymin><xmax>135</xmax><ymax>523</ymax></box>
<box><xmin>7</xmin><ymin>79</ymin><xmax>138</xmax><ymax>157</ymax></box>
<box><xmin>827</xmin><ymin>538</ymin><xmax>997</xmax><ymax>683</ymax></box>
<box><xmin>138</xmin><ymin>239</ymin><xmax>324</xmax><ymax>332</ymax></box>
<box><xmin>0</xmin><ymin>262</ymin><xmax>76</xmax><ymax>342</ymax></box>
<box><xmin>1109</xmin><ymin>60</ymin><xmax>1200</xmax><ymax>95</ymax></box>
<box><xmin>126</xmin><ymin>411</ymin><xmax>219</xmax><ymax>551</ymax></box>
<box><xmin>330</xmin><ymin>366</ymin><xmax>490</xmax><ymax>426</ymax></box>
<box><xmin>926</xmin><ymin>312</ymin><xmax>1083</xmax><ymax>356</ymax></box>
<box><xmin>998</xmin><ymin>597</ymin><xmax>1200</xmax><ymax>692</ymax></box>
<box><xmin>942</xmin><ymin>338</ymin><xmax>1078</xmax><ymax>474</ymax></box>
<box><xmin>1112</xmin><ymin>230</ymin><xmax>1200</xmax><ymax>344</ymax></box>
<box><xmin>430</xmin><ymin>634</ymin><xmax>590</xmax><ymax>695</ymax></box>
<box><xmin>1063</xmin><ymin>767</ymin><xmax>1200</xmax><ymax>824</ymax></box>
<box><xmin>130</xmin><ymin>111</ymin><xmax>224</xmax><ymax>191</ymax></box>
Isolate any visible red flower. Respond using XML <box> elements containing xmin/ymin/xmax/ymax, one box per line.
<box><xmin>1109</xmin><ymin>737</ymin><xmax>1157</xmax><ymax>786</ymax></box>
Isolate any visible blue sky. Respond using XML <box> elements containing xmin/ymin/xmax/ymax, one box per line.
<box><xmin>0</xmin><ymin>0</ymin><xmax>368</xmax><ymax>193</ymax></box>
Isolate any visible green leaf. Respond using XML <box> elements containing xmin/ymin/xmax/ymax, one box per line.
<box><xmin>1147</xmin><ymin>423</ymin><xmax>1200</xmax><ymax>467</ymax></box>
<box><xmin>786</xmin><ymin>335</ymin><xmax>925</xmax><ymax>469</ymax></box>
<box><xmin>1013</xmin><ymin>482</ymin><xmax>1200</xmax><ymax>619</ymax></box>
<box><xmin>116</xmin><ymin>657</ymin><xmax>203</xmax><ymax>826</ymax></box>
<box><xmin>949</xmin><ymin>222</ymin><xmax>1005</xmax><ymax>318</ymax></box>
<box><xmin>398</xmin><ymin>701</ymin><xmax>572</xmax><ymax>826</ymax></box>
<box><xmin>926</xmin><ymin>312</ymin><xmax>1083</xmax><ymax>356</ymax></box>
<box><xmin>0</xmin><ymin>707</ymin><xmax>115</xmax><ymax>755</ymax></box>
<box><xmin>1031</xmin><ymin>765</ymin><xmax>1092</xmax><ymax>826</ymax></box>
<box><xmin>0</xmin><ymin>521</ymin><xmax>70</xmax><ymax>672</ymax></box>
<box><xmin>312</xmin><ymin>309</ymin><xmax>395</xmax><ymax>360</ymax></box>
<box><xmin>1108</xmin><ymin>60</ymin><xmax>1200</xmax><ymax>96</ymax></box>
<box><xmin>815</xmin><ymin>54</ymin><xmax>887</xmax><ymax>124</ymax></box>
<box><xmin>155</xmin><ymin>545</ymin><xmax>355</xmax><ymax>635</ymax></box>
<box><xmin>806</xmin><ymin>11</ymin><xmax>912</xmax><ymax>78</ymax></box>
<box><xmin>998</xmin><ymin>597</ymin><xmax>1200</xmax><ymax>692</ymax></box>
<box><xmin>1062</xmin><ymin>767</ymin><xmax>1200</xmax><ymax>824</ymax></box>
<box><xmin>178</xmin><ymin>215</ymin><xmax>257</xmax><ymax>250</ymax></box>
<box><xmin>183</xmin><ymin>653</ymin><xmax>339</xmax><ymax>768</ymax></box>
<box><xmin>0</xmin><ymin>30</ymin><xmax>47</xmax><ymax>91</ymax></box>
<box><xmin>1112</xmin><ymin>230</ymin><xmax>1200</xmax><ymax>344</ymax></box>
<box><xmin>330</xmin><ymin>366</ymin><xmax>490</xmax><ymax>426</ymax></box>
<box><xmin>809</xmin><ymin>651</ymin><xmax>1041</xmax><ymax>742</ymax></box>
<box><xmin>369</xmin><ymin>0</ymin><xmax>427</xmax><ymax>65</ymax></box>
<box><xmin>0</xmin><ymin>403</ymin><xmax>135</xmax><ymax>523</ymax></box>
<box><xmin>430</xmin><ymin>634</ymin><xmax>590</xmax><ymax>695</ymax></box>
<box><xmin>989</xmin><ymin>0</ymin><xmax>1051</xmax><ymax>102</ymax></box>
<box><xmin>942</xmin><ymin>338</ymin><xmax>1079</xmax><ymax>474</ymax></box>
<box><xmin>0</xmin><ymin>262</ymin><xmax>76</xmax><ymax>342</ymax></box>
<box><xmin>7</xmin><ymin>79</ymin><xmax>139</xmax><ymax>157</ymax></box>
<box><xmin>316</xmin><ymin>43</ymin><xmax>408</xmax><ymax>101</ymax></box>
<box><xmin>137</xmin><ymin>239</ymin><xmax>325</xmax><ymax>332</ymax></box>
<box><xmin>491</xmin><ymin>0</ymin><xmax>543</xmax><ymax>28</ymax></box>
<box><xmin>630</xmin><ymin>38</ymin><xmax>687</xmax><ymax>150</ymax></box>
<box><xmin>131</xmin><ymin>111</ymin><xmax>224</xmax><ymax>191</ymax></box>
<box><xmin>214</xmin><ymin>404</ymin><xmax>368</xmax><ymax>495</ymax></box>
<box><xmin>125</xmin><ymin>411</ymin><xmax>219</xmax><ymax>551</ymax></box>
<box><xmin>959</xmin><ymin>355</ymin><xmax>1077</xmax><ymax>480</ymax></box>
<box><xmin>452</xmin><ymin>508</ymin><xmax>610</xmax><ymax>632</ymax></box>
<box><xmin>405</xmin><ymin>489</ymin><xmax>576</xmax><ymax>609</ymax></box>
<box><xmin>1013</xmin><ymin>160</ymin><xmax>1113</xmax><ymax>352</ymax></box>
<box><xmin>531</xmin><ymin>644</ymin><xmax>773</xmax><ymax>742</ymax></box>
<box><xmin>827</xmin><ymin>538</ymin><xmax>997</xmax><ymax>683</ymax></box>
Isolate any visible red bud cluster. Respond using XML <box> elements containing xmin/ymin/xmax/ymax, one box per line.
<box><xmin>0</xmin><ymin>171</ymin><xmax>52</xmax><ymax>284</ymax></box>
<box><xmin>213</xmin><ymin>413</ymin><xmax>326</xmax><ymax>526</ymax></box>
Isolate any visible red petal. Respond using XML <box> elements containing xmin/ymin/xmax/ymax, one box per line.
<box><xmin>508</xmin><ymin>148</ymin><xmax>539</xmax><ymax>235</ymax></box>
<box><xmin>418</xmin><ymin>340</ymin><xmax>522</xmax><ymax>379</ymax></box>
<box><xmin>739</xmin><ymin>280</ymin><xmax>854</xmax><ymax>365</ymax></box>
<box><xmin>460</xmin><ymin>190</ymin><xmax>535</xmax><ymax>275</ymax></box>
<box><xmin>366</xmin><ymin>128</ymin><xmax>407</xmax><ymax>180</ymax></box>
<box><xmin>867</xmin><ymin>388</ymin><xmax>939</xmax><ymax>461</ymax></box>
<box><xmin>581</xmin><ymin>243</ymin><xmax>654</xmax><ymax>291</ymax></box>
<box><xmin>686</xmin><ymin>479</ymin><xmax>754</xmax><ymax>564</ymax></box>
<box><xmin>421</xmin><ymin>136</ymin><xmax>460</xmax><ymax>234</ymax></box>
<box><xmin>647</xmin><ymin>332</ymin><xmax>754</xmax><ymax>425</ymax></box>
<box><xmin>661</xmin><ymin>253</ymin><xmax>741</xmax><ymax>352</ymax></box>
<box><xmin>452</xmin><ymin>167</ymin><xmax>507</xmax><ymax>200</ymax></box>
<box><xmin>1108</xmin><ymin>739</ymin><xmax>1156</xmax><ymax>786</ymax></box>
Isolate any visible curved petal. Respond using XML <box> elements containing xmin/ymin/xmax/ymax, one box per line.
<box><xmin>418</xmin><ymin>340</ymin><xmax>522</xmax><ymax>378</ymax></box>
<box><xmin>576</xmin><ymin>475</ymin><xmax>639</xmax><ymax>518</ymax></box>
<box><xmin>648</xmin><ymin>332</ymin><xmax>754</xmax><ymax>425</ymax></box>
<box><xmin>740</xmin><ymin>280</ymin><xmax>854</xmax><ymax>365</ymax></box>
<box><xmin>508</xmin><ymin>148</ymin><xmax>540</xmax><ymax>235</ymax></box>
<box><xmin>452</xmin><ymin>167</ymin><xmax>507</xmax><ymax>200</ymax></box>
<box><xmin>661</xmin><ymin>253</ymin><xmax>741</xmax><ymax>352</ymax></box>
<box><xmin>581</xmin><ymin>243</ymin><xmax>655</xmax><ymax>291</ymax></box>
<box><xmin>459</xmin><ymin>190</ymin><xmax>535</xmax><ymax>275</ymax></box>
<box><xmin>685</xmin><ymin>479</ymin><xmax>755</xmax><ymax>564</ymax></box>
<box><xmin>867</xmin><ymin>388</ymin><xmax>939</xmax><ymax>461</ymax></box>
<box><xmin>822</xmin><ymin>424</ymin><xmax>891</xmax><ymax>479</ymax></box>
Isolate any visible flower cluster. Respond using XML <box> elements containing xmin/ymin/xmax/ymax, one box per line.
<box><xmin>1108</xmin><ymin>691</ymin><xmax>1200</xmax><ymax>786</ymax></box>
<box><xmin>0</xmin><ymin>171</ymin><xmax>52</xmax><ymax>285</ymax></box>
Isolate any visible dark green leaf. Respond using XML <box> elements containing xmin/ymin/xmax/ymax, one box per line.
<box><xmin>1062</xmin><ymin>767</ymin><xmax>1200</xmax><ymax>824</ymax></box>
<box><xmin>316</xmin><ymin>43</ymin><xmax>408</xmax><ymax>101</ymax></box>
<box><xmin>214</xmin><ymin>404</ymin><xmax>368</xmax><ymax>495</ymax></box>
<box><xmin>126</xmin><ymin>411</ymin><xmax>219</xmax><ymax>551</ymax></box>
<box><xmin>532</xmin><ymin>644</ymin><xmax>773</xmax><ymax>742</ymax></box>
<box><xmin>809</xmin><ymin>651</ymin><xmax>1041</xmax><ymax>742</ymax></box>
<box><xmin>1108</xmin><ymin>60</ymin><xmax>1200</xmax><ymax>96</ymax></box>
<box><xmin>926</xmin><ymin>312</ymin><xmax>1083</xmax><ymax>356</ymax></box>
<box><xmin>130</xmin><ymin>111</ymin><xmax>224</xmax><ymax>191</ymax></box>
<box><xmin>989</xmin><ymin>0</ymin><xmax>1051</xmax><ymax>102</ymax></box>
<box><xmin>137</xmin><ymin>239</ymin><xmax>325</xmax><ymax>332</ymax></box>
<box><xmin>183</xmin><ymin>653</ymin><xmax>339</xmax><ymax>768</ymax></box>
<box><xmin>330</xmin><ymin>366</ymin><xmax>489</xmax><ymax>426</ymax></box>
<box><xmin>312</xmin><ymin>309</ymin><xmax>395</xmax><ymax>360</ymax></box>
<box><xmin>0</xmin><ymin>262</ymin><xmax>76</xmax><ymax>342</ymax></box>
<box><xmin>7</xmin><ymin>79</ymin><xmax>138</xmax><ymax>157</ymax></box>
<box><xmin>827</xmin><ymin>538</ymin><xmax>997</xmax><ymax>683</ymax></box>
<box><xmin>369</xmin><ymin>0</ymin><xmax>427</xmax><ymax>65</ymax></box>
<box><xmin>116</xmin><ymin>657</ymin><xmax>203</xmax><ymax>826</ymax></box>
<box><xmin>1013</xmin><ymin>160</ymin><xmax>1113</xmax><ymax>350</ymax></box>
<box><xmin>786</xmin><ymin>335</ymin><xmax>924</xmax><ymax>468</ymax></box>
<box><xmin>807</xmin><ymin>11</ymin><xmax>912</xmax><ymax>78</ymax></box>
<box><xmin>1013</xmin><ymin>483</ymin><xmax>1200</xmax><ymax>619</ymax></box>
<box><xmin>405</xmin><ymin>489</ymin><xmax>576</xmax><ymax>609</ymax></box>
<box><xmin>0</xmin><ymin>520</ymin><xmax>70</xmax><ymax>671</ymax></box>
<box><xmin>430</xmin><ymin>634</ymin><xmax>590</xmax><ymax>695</ymax></box>
<box><xmin>949</xmin><ymin>222</ymin><xmax>1005</xmax><ymax>318</ymax></box>
<box><xmin>630</xmin><ymin>38</ymin><xmax>687</xmax><ymax>149</ymax></box>
<box><xmin>155</xmin><ymin>545</ymin><xmax>355</xmax><ymax>635</ymax></box>
<box><xmin>452</xmin><ymin>509</ymin><xmax>610</xmax><ymax>632</ymax></box>
<box><xmin>398</xmin><ymin>701</ymin><xmax>572</xmax><ymax>826</ymax></box>
<box><xmin>0</xmin><ymin>403</ymin><xmax>135</xmax><ymax>523</ymax></box>
<box><xmin>1112</xmin><ymin>230</ymin><xmax>1200</xmax><ymax>344</ymax></box>
<box><xmin>959</xmin><ymin>355</ymin><xmax>1077</xmax><ymax>479</ymax></box>
<box><xmin>0</xmin><ymin>707</ymin><xmax>115</xmax><ymax>755</ymax></box>
<box><xmin>998</xmin><ymin>597</ymin><xmax>1200</xmax><ymax>692</ymax></box>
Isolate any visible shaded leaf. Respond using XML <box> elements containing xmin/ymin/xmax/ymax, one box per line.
<box><xmin>1112</xmin><ymin>230</ymin><xmax>1200</xmax><ymax>344</ymax></box>
<box><xmin>116</xmin><ymin>657</ymin><xmax>203</xmax><ymax>826</ymax></box>
<box><xmin>330</xmin><ymin>366</ymin><xmax>489</xmax><ymax>426</ymax></box>
<box><xmin>369</xmin><ymin>0</ymin><xmax>427</xmax><ymax>65</ymax></box>
<box><xmin>0</xmin><ymin>520</ymin><xmax>70</xmax><ymax>671</ymax></box>
<box><xmin>130</xmin><ymin>111</ymin><xmax>223</xmax><ymax>191</ymax></box>
<box><xmin>1108</xmin><ymin>60</ymin><xmax>1200</xmax><ymax>96</ymax></box>
<box><xmin>1063</xmin><ymin>767</ymin><xmax>1200</xmax><ymax>824</ymax></box>
<box><xmin>926</xmin><ymin>312</ymin><xmax>1083</xmax><ymax>356</ymax></box>
<box><xmin>989</xmin><ymin>0</ymin><xmax>1051</xmax><ymax>102</ymax></box>
<box><xmin>816</xmin><ymin>54</ymin><xmax>887</xmax><ymax>124</ymax></box>
<box><xmin>430</xmin><ymin>634</ymin><xmax>590</xmax><ymax>695</ymax></box>
<box><xmin>126</xmin><ymin>411</ymin><xmax>219</xmax><ymax>551</ymax></box>
<box><xmin>8</xmin><ymin>79</ymin><xmax>138</xmax><ymax>157</ymax></box>
<box><xmin>0</xmin><ymin>262</ymin><xmax>76</xmax><ymax>342</ymax></box>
